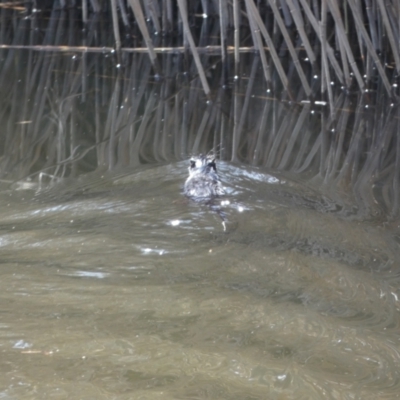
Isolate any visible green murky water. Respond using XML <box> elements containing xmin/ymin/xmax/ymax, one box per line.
<box><xmin>0</xmin><ymin>162</ymin><xmax>399</xmax><ymax>399</ymax></box>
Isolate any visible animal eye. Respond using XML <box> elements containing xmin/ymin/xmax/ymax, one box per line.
<box><xmin>190</xmin><ymin>160</ymin><xmax>196</xmax><ymax>168</ymax></box>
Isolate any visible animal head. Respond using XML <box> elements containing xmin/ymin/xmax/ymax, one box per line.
<box><xmin>188</xmin><ymin>154</ymin><xmax>217</xmax><ymax>176</ymax></box>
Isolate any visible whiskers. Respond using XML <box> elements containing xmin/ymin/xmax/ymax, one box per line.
<box><xmin>187</xmin><ymin>145</ymin><xmax>225</xmax><ymax>163</ymax></box>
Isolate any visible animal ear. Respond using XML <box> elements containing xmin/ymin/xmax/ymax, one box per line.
<box><xmin>208</xmin><ymin>159</ymin><xmax>217</xmax><ymax>172</ymax></box>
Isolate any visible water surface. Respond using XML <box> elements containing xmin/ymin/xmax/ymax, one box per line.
<box><xmin>0</xmin><ymin>161</ymin><xmax>399</xmax><ymax>399</ymax></box>
<box><xmin>1</xmin><ymin>8</ymin><xmax>400</xmax><ymax>398</ymax></box>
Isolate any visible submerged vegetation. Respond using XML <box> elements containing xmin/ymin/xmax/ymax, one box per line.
<box><xmin>0</xmin><ymin>1</ymin><xmax>399</xmax><ymax>219</ymax></box>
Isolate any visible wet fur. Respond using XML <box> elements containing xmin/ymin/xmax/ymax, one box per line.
<box><xmin>184</xmin><ymin>154</ymin><xmax>225</xmax><ymax>199</ymax></box>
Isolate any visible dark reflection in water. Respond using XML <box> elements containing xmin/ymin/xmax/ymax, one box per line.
<box><xmin>1</xmin><ymin>13</ymin><xmax>400</xmax><ymax>400</ymax></box>
<box><xmin>1</xmin><ymin>42</ymin><xmax>399</xmax><ymax>222</ymax></box>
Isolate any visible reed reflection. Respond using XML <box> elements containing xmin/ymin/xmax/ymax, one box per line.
<box><xmin>1</xmin><ymin>4</ymin><xmax>400</xmax><ymax>399</ymax></box>
<box><xmin>0</xmin><ymin>46</ymin><xmax>399</xmax><ymax>221</ymax></box>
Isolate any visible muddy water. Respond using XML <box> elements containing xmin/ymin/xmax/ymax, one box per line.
<box><xmin>0</xmin><ymin>161</ymin><xmax>399</xmax><ymax>399</ymax></box>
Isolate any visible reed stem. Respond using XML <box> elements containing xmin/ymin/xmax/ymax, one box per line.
<box><xmin>127</xmin><ymin>0</ymin><xmax>160</xmax><ymax>74</ymax></box>
<box><xmin>176</xmin><ymin>0</ymin><xmax>211</xmax><ymax>97</ymax></box>
<box><xmin>110</xmin><ymin>0</ymin><xmax>121</xmax><ymax>51</ymax></box>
